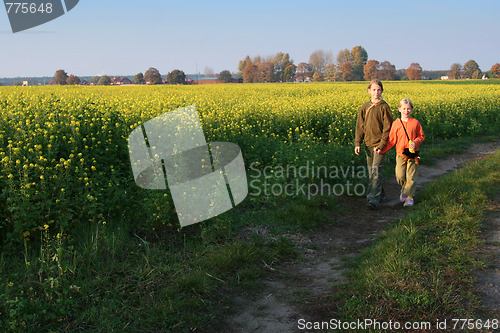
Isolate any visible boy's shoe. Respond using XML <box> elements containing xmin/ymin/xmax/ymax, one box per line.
<box><xmin>403</xmin><ymin>197</ymin><xmax>414</xmax><ymax>207</ymax></box>
<box><xmin>399</xmin><ymin>192</ymin><xmax>407</xmax><ymax>203</ymax></box>
<box><xmin>367</xmin><ymin>202</ymin><xmax>378</xmax><ymax>210</ymax></box>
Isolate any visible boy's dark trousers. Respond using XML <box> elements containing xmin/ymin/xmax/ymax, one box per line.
<box><xmin>365</xmin><ymin>146</ymin><xmax>385</xmax><ymax>207</ymax></box>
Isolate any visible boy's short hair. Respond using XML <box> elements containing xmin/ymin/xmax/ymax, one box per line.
<box><xmin>399</xmin><ymin>98</ymin><xmax>413</xmax><ymax>109</ymax></box>
<box><xmin>367</xmin><ymin>79</ymin><xmax>383</xmax><ymax>92</ymax></box>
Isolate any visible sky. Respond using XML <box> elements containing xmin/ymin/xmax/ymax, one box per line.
<box><xmin>1</xmin><ymin>0</ymin><xmax>499</xmax><ymax>77</ymax></box>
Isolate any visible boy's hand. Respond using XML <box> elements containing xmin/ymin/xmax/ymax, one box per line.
<box><xmin>354</xmin><ymin>146</ymin><xmax>361</xmax><ymax>155</ymax></box>
<box><xmin>409</xmin><ymin>141</ymin><xmax>416</xmax><ymax>149</ymax></box>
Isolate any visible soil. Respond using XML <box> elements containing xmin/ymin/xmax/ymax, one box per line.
<box><xmin>221</xmin><ymin>141</ymin><xmax>500</xmax><ymax>333</ymax></box>
<box><xmin>475</xmin><ymin>192</ymin><xmax>500</xmax><ymax>320</ymax></box>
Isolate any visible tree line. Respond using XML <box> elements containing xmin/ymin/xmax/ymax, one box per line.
<box><xmin>50</xmin><ymin>46</ymin><xmax>500</xmax><ymax>85</ymax></box>
<box><xmin>237</xmin><ymin>46</ymin><xmax>500</xmax><ymax>83</ymax></box>
<box><xmin>52</xmin><ymin>67</ymin><xmax>189</xmax><ymax>85</ymax></box>
<box><xmin>236</xmin><ymin>47</ymin><xmax>411</xmax><ymax>83</ymax></box>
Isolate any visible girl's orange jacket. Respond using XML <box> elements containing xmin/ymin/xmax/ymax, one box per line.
<box><xmin>380</xmin><ymin>118</ymin><xmax>425</xmax><ymax>157</ymax></box>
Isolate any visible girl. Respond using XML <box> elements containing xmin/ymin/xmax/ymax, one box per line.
<box><xmin>379</xmin><ymin>98</ymin><xmax>425</xmax><ymax>207</ymax></box>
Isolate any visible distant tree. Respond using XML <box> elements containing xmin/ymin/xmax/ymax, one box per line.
<box><xmin>90</xmin><ymin>76</ymin><xmax>100</xmax><ymax>84</ymax></box>
<box><xmin>473</xmin><ymin>69</ymin><xmax>482</xmax><ymax>79</ymax></box>
<box><xmin>491</xmin><ymin>63</ymin><xmax>500</xmax><ymax>78</ymax></box>
<box><xmin>463</xmin><ymin>60</ymin><xmax>481</xmax><ymax>79</ymax></box>
<box><xmin>53</xmin><ymin>69</ymin><xmax>68</xmax><ymax>85</ymax></box>
<box><xmin>273</xmin><ymin>52</ymin><xmax>293</xmax><ymax>82</ymax></box>
<box><xmin>282</xmin><ymin>64</ymin><xmax>296</xmax><ymax>82</ymax></box>
<box><xmin>406</xmin><ymin>63</ymin><xmax>422</xmax><ymax>80</ymax></box>
<box><xmin>98</xmin><ymin>75</ymin><xmax>111</xmax><ymax>85</ymax></box>
<box><xmin>448</xmin><ymin>63</ymin><xmax>462</xmax><ymax>80</ymax></box>
<box><xmin>238</xmin><ymin>55</ymin><xmax>253</xmax><ymax>77</ymax></box>
<box><xmin>351</xmin><ymin>46</ymin><xmax>368</xmax><ymax>81</ymax></box>
<box><xmin>144</xmin><ymin>67</ymin><xmax>163</xmax><ymax>84</ymax></box>
<box><xmin>218</xmin><ymin>70</ymin><xmax>232</xmax><ymax>83</ymax></box>
<box><xmin>312</xmin><ymin>72</ymin><xmax>324</xmax><ymax>82</ymax></box>
<box><xmin>252</xmin><ymin>55</ymin><xmax>262</xmax><ymax>66</ymax></box>
<box><xmin>296</xmin><ymin>62</ymin><xmax>312</xmax><ymax>82</ymax></box>
<box><xmin>167</xmin><ymin>69</ymin><xmax>186</xmax><ymax>84</ymax></box>
<box><xmin>338</xmin><ymin>62</ymin><xmax>353</xmax><ymax>81</ymax></box>
<box><xmin>243</xmin><ymin>64</ymin><xmax>258</xmax><ymax>83</ymax></box>
<box><xmin>363</xmin><ymin>60</ymin><xmax>380</xmax><ymax>81</ymax></box>
<box><xmin>309</xmin><ymin>49</ymin><xmax>333</xmax><ymax>74</ymax></box>
<box><xmin>239</xmin><ymin>54</ymin><xmax>267</xmax><ymax>80</ymax></box>
<box><xmin>379</xmin><ymin>61</ymin><xmax>396</xmax><ymax>80</ymax></box>
<box><xmin>66</xmin><ymin>74</ymin><xmax>80</xmax><ymax>85</ymax></box>
<box><xmin>257</xmin><ymin>62</ymin><xmax>274</xmax><ymax>82</ymax></box>
<box><xmin>337</xmin><ymin>49</ymin><xmax>352</xmax><ymax>64</ymax></box>
<box><xmin>133</xmin><ymin>72</ymin><xmax>145</xmax><ymax>84</ymax></box>
<box><xmin>324</xmin><ymin>64</ymin><xmax>339</xmax><ymax>81</ymax></box>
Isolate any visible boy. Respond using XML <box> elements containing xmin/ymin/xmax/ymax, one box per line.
<box><xmin>354</xmin><ymin>79</ymin><xmax>393</xmax><ymax>209</ymax></box>
<box><xmin>379</xmin><ymin>98</ymin><xmax>425</xmax><ymax>207</ymax></box>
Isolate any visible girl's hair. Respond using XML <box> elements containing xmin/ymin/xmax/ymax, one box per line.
<box><xmin>399</xmin><ymin>98</ymin><xmax>413</xmax><ymax>109</ymax></box>
<box><xmin>367</xmin><ymin>79</ymin><xmax>383</xmax><ymax>91</ymax></box>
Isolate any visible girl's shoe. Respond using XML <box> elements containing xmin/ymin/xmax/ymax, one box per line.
<box><xmin>400</xmin><ymin>192</ymin><xmax>407</xmax><ymax>202</ymax></box>
<box><xmin>403</xmin><ymin>197</ymin><xmax>414</xmax><ymax>207</ymax></box>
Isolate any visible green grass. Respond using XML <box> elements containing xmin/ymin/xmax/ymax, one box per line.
<box><xmin>0</xmin><ymin>212</ymin><xmax>300</xmax><ymax>331</ymax></box>
<box><xmin>2</xmin><ymin>190</ymin><xmax>340</xmax><ymax>331</ymax></box>
<box><xmin>336</xmin><ymin>150</ymin><xmax>500</xmax><ymax>328</ymax></box>
<box><xmin>0</xmin><ymin>136</ymin><xmax>497</xmax><ymax>331</ymax></box>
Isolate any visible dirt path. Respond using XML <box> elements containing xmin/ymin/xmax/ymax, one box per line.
<box><xmin>475</xmin><ymin>192</ymin><xmax>500</xmax><ymax>320</ymax></box>
<box><xmin>223</xmin><ymin>142</ymin><xmax>500</xmax><ymax>333</ymax></box>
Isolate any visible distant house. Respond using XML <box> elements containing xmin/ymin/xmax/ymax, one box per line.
<box><xmin>164</xmin><ymin>78</ymin><xmax>193</xmax><ymax>85</ymax></box>
<box><xmin>296</xmin><ymin>77</ymin><xmax>312</xmax><ymax>83</ymax></box>
<box><xmin>482</xmin><ymin>73</ymin><xmax>488</xmax><ymax>80</ymax></box>
<box><xmin>112</xmin><ymin>77</ymin><xmax>132</xmax><ymax>85</ymax></box>
<box><xmin>80</xmin><ymin>79</ymin><xmax>89</xmax><ymax>85</ymax></box>
<box><xmin>22</xmin><ymin>80</ymin><xmax>29</xmax><ymax>86</ymax></box>
<box><xmin>193</xmin><ymin>77</ymin><xmax>219</xmax><ymax>84</ymax></box>
<box><xmin>440</xmin><ymin>76</ymin><xmax>449</xmax><ymax>80</ymax></box>
<box><xmin>193</xmin><ymin>76</ymin><xmax>242</xmax><ymax>84</ymax></box>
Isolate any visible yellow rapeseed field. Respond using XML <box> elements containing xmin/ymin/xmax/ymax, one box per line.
<box><xmin>1</xmin><ymin>81</ymin><xmax>499</xmax><ymax>238</ymax></box>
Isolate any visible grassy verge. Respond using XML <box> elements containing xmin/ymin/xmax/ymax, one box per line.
<box><xmin>0</xmin><ymin>191</ymin><xmax>340</xmax><ymax>331</ymax></box>
<box><xmin>337</xmin><ymin>150</ymin><xmax>500</xmax><ymax>329</ymax></box>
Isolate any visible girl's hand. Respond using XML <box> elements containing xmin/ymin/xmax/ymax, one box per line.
<box><xmin>374</xmin><ymin>147</ymin><xmax>382</xmax><ymax>155</ymax></box>
<box><xmin>409</xmin><ymin>141</ymin><xmax>416</xmax><ymax>149</ymax></box>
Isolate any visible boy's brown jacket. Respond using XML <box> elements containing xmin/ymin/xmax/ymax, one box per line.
<box><xmin>354</xmin><ymin>100</ymin><xmax>393</xmax><ymax>150</ymax></box>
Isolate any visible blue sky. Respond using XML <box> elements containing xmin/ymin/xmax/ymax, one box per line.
<box><xmin>1</xmin><ymin>0</ymin><xmax>498</xmax><ymax>77</ymax></box>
